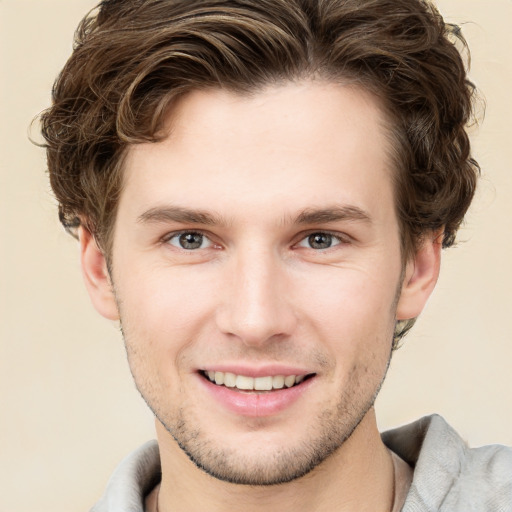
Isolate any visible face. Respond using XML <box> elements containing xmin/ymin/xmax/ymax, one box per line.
<box><xmin>84</xmin><ymin>81</ymin><xmax>436</xmax><ymax>485</ymax></box>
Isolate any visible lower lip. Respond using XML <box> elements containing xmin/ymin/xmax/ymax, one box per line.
<box><xmin>198</xmin><ymin>375</ymin><xmax>315</xmax><ymax>417</ymax></box>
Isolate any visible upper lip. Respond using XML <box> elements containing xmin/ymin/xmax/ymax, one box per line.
<box><xmin>199</xmin><ymin>364</ymin><xmax>314</xmax><ymax>378</ymax></box>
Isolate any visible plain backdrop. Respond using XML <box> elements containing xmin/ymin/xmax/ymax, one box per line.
<box><xmin>1</xmin><ymin>1</ymin><xmax>511</xmax><ymax>510</ymax></box>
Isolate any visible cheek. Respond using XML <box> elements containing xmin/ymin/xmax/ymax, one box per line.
<box><xmin>115</xmin><ymin>265</ymin><xmax>216</xmax><ymax>357</ymax></box>
<box><xmin>293</xmin><ymin>266</ymin><xmax>398</xmax><ymax>370</ymax></box>
<box><xmin>296</xmin><ymin>266</ymin><xmax>399</xmax><ymax>330</ymax></box>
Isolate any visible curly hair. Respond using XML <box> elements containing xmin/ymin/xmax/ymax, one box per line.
<box><xmin>39</xmin><ymin>0</ymin><xmax>480</xmax><ymax>347</ymax></box>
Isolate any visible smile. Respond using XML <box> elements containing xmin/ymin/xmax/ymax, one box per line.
<box><xmin>198</xmin><ymin>369</ymin><xmax>317</xmax><ymax>416</ymax></box>
<box><xmin>201</xmin><ymin>370</ymin><xmax>313</xmax><ymax>391</ymax></box>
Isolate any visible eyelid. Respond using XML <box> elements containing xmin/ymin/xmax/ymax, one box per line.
<box><xmin>295</xmin><ymin>230</ymin><xmax>351</xmax><ymax>245</ymax></box>
<box><xmin>159</xmin><ymin>228</ymin><xmax>351</xmax><ymax>251</ymax></box>
<box><xmin>161</xmin><ymin>229</ymin><xmax>217</xmax><ymax>249</ymax></box>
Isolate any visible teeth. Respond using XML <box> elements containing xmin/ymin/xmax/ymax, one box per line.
<box><xmin>224</xmin><ymin>372</ymin><xmax>236</xmax><ymax>388</ymax></box>
<box><xmin>284</xmin><ymin>375</ymin><xmax>296</xmax><ymax>388</ymax></box>
<box><xmin>254</xmin><ymin>376</ymin><xmax>273</xmax><ymax>391</ymax></box>
<box><xmin>272</xmin><ymin>375</ymin><xmax>285</xmax><ymax>389</ymax></box>
<box><xmin>235</xmin><ymin>375</ymin><xmax>254</xmax><ymax>390</ymax></box>
<box><xmin>204</xmin><ymin>371</ymin><xmax>308</xmax><ymax>391</ymax></box>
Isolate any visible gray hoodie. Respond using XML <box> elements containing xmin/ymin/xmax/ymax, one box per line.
<box><xmin>91</xmin><ymin>415</ymin><xmax>512</xmax><ymax>511</ymax></box>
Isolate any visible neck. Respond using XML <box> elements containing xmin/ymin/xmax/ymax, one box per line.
<box><xmin>153</xmin><ymin>408</ymin><xmax>395</xmax><ymax>512</ymax></box>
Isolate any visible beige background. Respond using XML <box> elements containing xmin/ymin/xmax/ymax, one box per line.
<box><xmin>1</xmin><ymin>0</ymin><xmax>511</xmax><ymax>510</ymax></box>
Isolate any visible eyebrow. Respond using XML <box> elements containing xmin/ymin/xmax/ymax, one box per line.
<box><xmin>137</xmin><ymin>204</ymin><xmax>372</xmax><ymax>227</ymax></box>
<box><xmin>137</xmin><ymin>206</ymin><xmax>226</xmax><ymax>226</ymax></box>
<box><xmin>293</xmin><ymin>205</ymin><xmax>372</xmax><ymax>226</ymax></box>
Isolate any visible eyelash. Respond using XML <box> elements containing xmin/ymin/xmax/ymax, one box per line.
<box><xmin>162</xmin><ymin>230</ymin><xmax>349</xmax><ymax>252</ymax></box>
<box><xmin>295</xmin><ymin>231</ymin><xmax>348</xmax><ymax>250</ymax></box>
<box><xmin>162</xmin><ymin>230</ymin><xmax>215</xmax><ymax>250</ymax></box>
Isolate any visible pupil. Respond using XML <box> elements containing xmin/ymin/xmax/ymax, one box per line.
<box><xmin>309</xmin><ymin>233</ymin><xmax>332</xmax><ymax>249</ymax></box>
<box><xmin>179</xmin><ymin>232</ymin><xmax>203</xmax><ymax>249</ymax></box>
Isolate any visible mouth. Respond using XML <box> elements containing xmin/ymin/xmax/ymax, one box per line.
<box><xmin>199</xmin><ymin>370</ymin><xmax>315</xmax><ymax>392</ymax></box>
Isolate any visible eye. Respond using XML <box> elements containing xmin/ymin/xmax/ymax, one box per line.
<box><xmin>297</xmin><ymin>232</ymin><xmax>342</xmax><ymax>250</ymax></box>
<box><xmin>166</xmin><ymin>231</ymin><xmax>213</xmax><ymax>250</ymax></box>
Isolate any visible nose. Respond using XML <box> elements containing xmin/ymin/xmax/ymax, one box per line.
<box><xmin>215</xmin><ymin>247</ymin><xmax>297</xmax><ymax>348</ymax></box>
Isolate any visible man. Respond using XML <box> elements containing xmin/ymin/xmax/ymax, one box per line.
<box><xmin>40</xmin><ymin>0</ymin><xmax>511</xmax><ymax>510</ymax></box>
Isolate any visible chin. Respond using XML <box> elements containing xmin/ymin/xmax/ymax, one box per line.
<box><xmin>156</xmin><ymin>392</ymin><xmax>376</xmax><ymax>486</ymax></box>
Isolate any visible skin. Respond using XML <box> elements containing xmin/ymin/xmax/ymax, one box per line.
<box><xmin>80</xmin><ymin>81</ymin><xmax>441</xmax><ymax>512</ymax></box>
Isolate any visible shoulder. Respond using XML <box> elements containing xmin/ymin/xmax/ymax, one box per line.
<box><xmin>383</xmin><ymin>415</ymin><xmax>512</xmax><ymax>511</ymax></box>
<box><xmin>90</xmin><ymin>440</ymin><xmax>161</xmax><ymax>512</ymax></box>
<box><xmin>457</xmin><ymin>441</ymin><xmax>512</xmax><ymax>509</ymax></box>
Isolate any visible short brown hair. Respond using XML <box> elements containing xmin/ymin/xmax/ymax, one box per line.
<box><xmin>40</xmin><ymin>0</ymin><xmax>480</xmax><ymax>343</ymax></box>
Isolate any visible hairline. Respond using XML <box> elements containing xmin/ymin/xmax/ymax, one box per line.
<box><xmin>94</xmin><ymin>77</ymin><xmax>415</xmax><ymax>267</ymax></box>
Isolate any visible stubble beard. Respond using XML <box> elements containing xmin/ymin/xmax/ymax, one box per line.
<box><xmin>116</xmin><ymin>274</ymin><xmax>401</xmax><ymax>487</ymax></box>
<box><xmin>122</xmin><ymin>329</ymin><xmax>393</xmax><ymax>487</ymax></box>
<box><xmin>166</xmin><ymin>362</ymin><xmax>390</xmax><ymax>486</ymax></box>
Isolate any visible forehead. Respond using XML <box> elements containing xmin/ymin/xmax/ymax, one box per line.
<box><xmin>120</xmin><ymin>81</ymin><xmax>395</xmax><ymax>224</ymax></box>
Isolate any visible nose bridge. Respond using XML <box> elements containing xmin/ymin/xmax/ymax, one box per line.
<box><xmin>216</xmin><ymin>243</ymin><xmax>296</xmax><ymax>346</ymax></box>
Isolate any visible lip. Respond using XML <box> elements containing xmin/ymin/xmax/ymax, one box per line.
<box><xmin>200</xmin><ymin>364</ymin><xmax>311</xmax><ymax>378</ymax></box>
<box><xmin>197</xmin><ymin>370</ymin><xmax>316</xmax><ymax>417</ymax></box>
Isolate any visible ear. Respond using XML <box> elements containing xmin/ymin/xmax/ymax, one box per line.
<box><xmin>396</xmin><ymin>231</ymin><xmax>442</xmax><ymax>320</ymax></box>
<box><xmin>79</xmin><ymin>226</ymin><xmax>119</xmax><ymax>321</ymax></box>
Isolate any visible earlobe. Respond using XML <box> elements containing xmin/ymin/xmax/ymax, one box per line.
<box><xmin>396</xmin><ymin>232</ymin><xmax>442</xmax><ymax>321</ymax></box>
<box><xmin>79</xmin><ymin>227</ymin><xmax>120</xmax><ymax>321</ymax></box>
